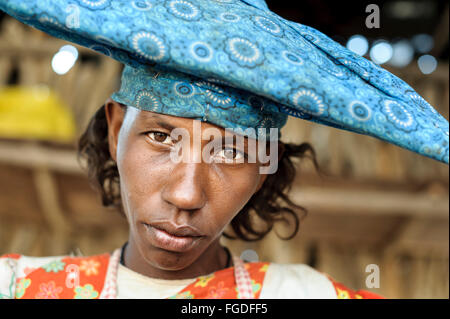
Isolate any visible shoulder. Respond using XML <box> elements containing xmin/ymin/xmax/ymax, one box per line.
<box><xmin>259</xmin><ymin>263</ymin><xmax>337</xmax><ymax>298</ymax></box>
<box><xmin>324</xmin><ymin>274</ymin><xmax>385</xmax><ymax>299</ymax></box>
<box><xmin>259</xmin><ymin>263</ymin><xmax>384</xmax><ymax>299</ymax></box>
<box><xmin>0</xmin><ymin>252</ymin><xmax>112</xmax><ymax>299</ymax></box>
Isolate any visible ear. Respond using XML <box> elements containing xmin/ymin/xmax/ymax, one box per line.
<box><xmin>104</xmin><ymin>98</ymin><xmax>126</xmax><ymax>162</ymax></box>
<box><xmin>254</xmin><ymin>142</ymin><xmax>285</xmax><ymax>193</ymax></box>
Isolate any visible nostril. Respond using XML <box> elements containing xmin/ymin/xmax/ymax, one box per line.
<box><xmin>161</xmin><ymin>186</ymin><xmax>207</xmax><ymax>212</ymax></box>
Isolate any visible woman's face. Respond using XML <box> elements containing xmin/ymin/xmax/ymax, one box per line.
<box><xmin>105</xmin><ymin>100</ymin><xmax>274</xmax><ymax>274</ymax></box>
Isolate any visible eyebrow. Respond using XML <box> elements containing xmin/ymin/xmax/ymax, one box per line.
<box><xmin>139</xmin><ymin>114</ymin><xmax>177</xmax><ymax>131</ymax></box>
<box><xmin>140</xmin><ymin>114</ymin><xmax>248</xmax><ymax>146</ymax></box>
<box><xmin>155</xmin><ymin>120</ymin><xmax>177</xmax><ymax>131</ymax></box>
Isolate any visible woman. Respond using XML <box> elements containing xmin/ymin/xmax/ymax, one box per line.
<box><xmin>1</xmin><ymin>97</ymin><xmax>379</xmax><ymax>299</ymax></box>
<box><xmin>0</xmin><ymin>0</ymin><xmax>447</xmax><ymax>299</ymax></box>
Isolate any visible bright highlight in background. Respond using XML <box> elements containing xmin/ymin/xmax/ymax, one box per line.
<box><xmin>51</xmin><ymin>45</ymin><xmax>78</xmax><ymax>75</ymax></box>
<box><xmin>389</xmin><ymin>40</ymin><xmax>414</xmax><ymax>68</ymax></box>
<box><xmin>417</xmin><ymin>54</ymin><xmax>437</xmax><ymax>74</ymax></box>
<box><xmin>411</xmin><ymin>34</ymin><xmax>434</xmax><ymax>54</ymax></box>
<box><xmin>59</xmin><ymin>45</ymin><xmax>79</xmax><ymax>60</ymax></box>
<box><xmin>346</xmin><ymin>35</ymin><xmax>369</xmax><ymax>56</ymax></box>
<box><xmin>370</xmin><ymin>41</ymin><xmax>393</xmax><ymax>64</ymax></box>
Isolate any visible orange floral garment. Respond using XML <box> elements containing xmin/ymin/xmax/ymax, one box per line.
<box><xmin>4</xmin><ymin>253</ymin><xmax>109</xmax><ymax>299</ymax></box>
<box><xmin>326</xmin><ymin>275</ymin><xmax>384</xmax><ymax>299</ymax></box>
<box><xmin>1</xmin><ymin>253</ymin><xmax>383</xmax><ymax>299</ymax></box>
<box><xmin>167</xmin><ymin>262</ymin><xmax>269</xmax><ymax>299</ymax></box>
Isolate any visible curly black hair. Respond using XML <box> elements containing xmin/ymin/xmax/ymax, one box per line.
<box><xmin>77</xmin><ymin>104</ymin><xmax>322</xmax><ymax>241</ymax></box>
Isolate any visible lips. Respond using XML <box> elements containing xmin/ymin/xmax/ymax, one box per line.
<box><xmin>143</xmin><ymin>221</ymin><xmax>205</xmax><ymax>252</ymax></box>
<box><xmin>150</xmin><ymin>221</ymin><xmax>205</xmax><ymax>237</ymax></box>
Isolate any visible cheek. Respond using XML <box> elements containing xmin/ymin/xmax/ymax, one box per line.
<box><xmin>117</xmin><ymin>142</ymin><xmax>170</xmax><ymax>219</ymax></box>
<box><xmin>208</xmin><ymin>166</ymin><xmax>261</xmax><ymax>226</ymax></box>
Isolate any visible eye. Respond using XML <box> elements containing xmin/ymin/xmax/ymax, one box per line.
<box><xmin>216</xmin><ymin>147</ymin><xmax>246</xmax><ymax>162</ymax></box>
<box><xmin>147</xmin><ymin>131</ymin><xmax>173</xmax><ymax>145</ymax></box>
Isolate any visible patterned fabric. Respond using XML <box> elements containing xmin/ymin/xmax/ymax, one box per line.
<box><xmin>0</xmin><ymin>251</ymin><xmax>268</xmax><ymax>299</ymax></box>
<box><xmin>167</xmin><ymin>260</ymin><xmax>267</xmax><ymax>299</ymax></box>
<box><xmin>327</xmin><ymin>276</ymin><xmax>385</xmax><ymax>299</ymax></box>
<box><xmin>111</xmin><ymin>65</ymin><xmax>287</xmax><ymax>140</ymax></box>
<box><xmin>0</xmin><ymin>251</ymin><xmax>383</xmax><ymax>299</ymax></box>
<box><xmin>98</xmin><ymin>248</ymin><xmax>120</xmax><ymax>298</ymax></box>
<box><xmin>0</xmin><ymin>0</ymin><xmax>448</xmax><ymax>162</ymax></box>
<box><xmin>231</xmin><ymin>255</ymin><xmax>255</xmax><ymax>298</ymax></box>
<box><xmin>1</xmin><ymin>253</ymin><xmax>109</xmax><ymax>299</ymax></box>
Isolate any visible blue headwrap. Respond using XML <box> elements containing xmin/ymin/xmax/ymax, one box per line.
<box><xmin>111</xmin><ymin>65</ymin><xmax>288</xmax><ymax>140</ymax></box>
<box><xmin>0</xmin><ymin>0</ymin><xmax>448</xmax><ymax>162</ymax></box>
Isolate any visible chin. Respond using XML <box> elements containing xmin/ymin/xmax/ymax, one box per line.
<box><xmin>143</xmin><ymin>247</ymin><xmax>194</xmax><ymax>271</ymax></box>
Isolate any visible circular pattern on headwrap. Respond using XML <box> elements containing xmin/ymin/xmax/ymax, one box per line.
<box><xmin>166</xmin><ymin>0</ymin><xmax>201</xmax><ymax>21</ymax></box>
<box><xmin>219</xmin><ymin>12</ymin><xmax>241</xmax><ymax>22</ymax></box>
<box><xmin>225</xmin><ymin>37</ymin><xmax>263</xmax><ymax>67</ymax></box>
<box><xmin>197</xmin><ymin>81</ymin><xmax>234</xmax><ymax>109</ymax></box>
<box><xmin>131</xmin><ymin>31</ymin><xmax>168</xmax><ymax>62</ymax></box>
<box><xmin>289</xmin><ymin>87</ymin><xmax>327</xmax><ymax>116</ymax></box>
<box><xmin>281</xmin><ymin>50</ymin><xmax>303</xmax><ymax>66</ymax></box>
<box><xmin>135</xmin><ymin>89</ymin><xmax>161</xmax><ymax>111</ymax></box>
<box><xmin>258</xmin><ymin>116</ymin><xmax>275</xmax><ymax>129</ymax></box>
<box><xmin>348</xmin><ymin>101</ymin><xmax>372</xmax><ymax>122</ymax></box>
<box><xmin>173</xmin><ymin>82</ymin><xmax>196</xmax><ymax>98</ymax></box>
<box><xmin>131</xmin><ymin>0</ymin><xmax>152</xmax><ymax>11</ymax></box>
<box><xmin>382</xmin><ymin>100</ymin><xmax>416</xmax><ymax>132</ymax></box>
<box><xmin>190</xmin><ymin>41</ymin><xmax>214</xmax><ymax>62</ymax></box>
<box><xmin>252</xmin><ymin>15</ymin><xmax>283</xmax><ymax>36</ymax></box>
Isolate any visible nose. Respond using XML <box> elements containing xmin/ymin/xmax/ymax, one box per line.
<box><xmin>161</xmin><ymin>161</ymin><xmax>207</xmax><ymax>212</ymax></box>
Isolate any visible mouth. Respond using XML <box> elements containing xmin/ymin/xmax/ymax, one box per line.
<box><xmin>143</xmin><ymin>222</ymin><xmax>205</xmax><ymax>253</ymax></box>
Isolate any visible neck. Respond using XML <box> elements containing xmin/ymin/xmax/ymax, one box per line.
<box><xmin>122</xmin><ymin>238</ymin><xmax>230</xmax><ymax>280</ymax></box>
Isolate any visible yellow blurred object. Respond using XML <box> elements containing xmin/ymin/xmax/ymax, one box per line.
<box><xmin>0</xmin><ymin>85</ymin><xmax>76</xmax><ymax>143</ymax></box>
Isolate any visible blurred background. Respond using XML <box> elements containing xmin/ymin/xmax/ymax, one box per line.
<box><xmin>0</xmin><ymin>0</ymin><xmax>448</xmax><ymax>298</ymax></box>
